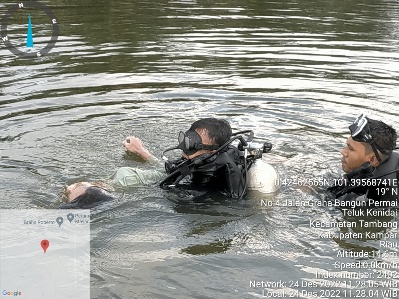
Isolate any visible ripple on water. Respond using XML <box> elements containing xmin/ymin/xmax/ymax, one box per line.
<box><xmin>1</xmin><ymin>0</ymin><xmax>399</xmax><ymax>298</ymax></box>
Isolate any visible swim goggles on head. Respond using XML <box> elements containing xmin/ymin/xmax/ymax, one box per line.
<box><xmin>349</xmin><ymin>114</ymin><xmax>388</xmax><ymax>162</ymax></box>
<box><xmin>177</xmin><ymin>130</ymin><xmax>219</xmax><ymax>156</ymax></box>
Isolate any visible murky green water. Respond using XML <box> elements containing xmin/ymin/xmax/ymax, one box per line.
<box><xmin>1</xmin><ymin>0</ymin><xmax>398</xmax><ymax>298</ymax></box>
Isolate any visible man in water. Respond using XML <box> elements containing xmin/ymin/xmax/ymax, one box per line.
<box><xmin>329</xmin><ymin>114</ymin><xmax>398</xmax><ymax>206</ymax></box>
<box><xmin>119</xmin><ymin>118</ymin><xmax>247</xmax><ymax>198</ymax></box>
<box><xmin>62</xmin><ymin>118</ymin><xmax>250</xmax><ymax>207</ymax></box>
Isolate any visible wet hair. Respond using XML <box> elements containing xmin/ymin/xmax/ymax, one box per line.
<box><xmin>366</xmin><ymin>118</ymin><xmax>397</xmax><ymax>160</ymax></box>
<box><xmin>59</xmin><ymin>187</ymin><xmax>113</xmax><ymax>209</ymax></box>
<box><xmin>189</xmin><ymin>118</ymin><xmax>232</xmax><ymax>146</ymax></box>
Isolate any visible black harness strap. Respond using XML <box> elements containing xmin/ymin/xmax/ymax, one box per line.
<box><xmin>160</xmin><ymin>145</ymin><xmax>249</xmax><ymax>198</ymax></box>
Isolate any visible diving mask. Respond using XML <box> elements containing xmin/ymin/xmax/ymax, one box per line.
<box><xmin>349</xmin><ymin>114</ymin><xmax>372</xmax><ymax>143</ymax></box>
<box><xmin>349</xmin><ymin>114</ymin><xmax>388</xmax><ymax>162</ymax></box>
<box><xmin>177</xmin><ymin>130</ymin><xmax>219</xmax><ymax>156</ymax></box>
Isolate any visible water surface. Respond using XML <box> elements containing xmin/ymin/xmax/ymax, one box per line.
<box><xmin>1</xmin><ymin>0</ymin><xmax>398</xmax><ymax>298</ymax></box>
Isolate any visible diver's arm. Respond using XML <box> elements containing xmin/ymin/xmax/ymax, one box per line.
<box><xmin>123</xmin><ymin>136</ymin><xmax>152</xmax><ymax>161</ymax></box>
<box><xmin>110</xmin><ymin>167</ymin><xmax>165</xmax><ymax>187</ymax></box>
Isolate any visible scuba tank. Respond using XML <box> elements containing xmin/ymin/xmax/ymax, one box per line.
<box><xmin>247</xmin><ymin>159</ymin><xmax>280</xmax><ymax>194</ymax></box>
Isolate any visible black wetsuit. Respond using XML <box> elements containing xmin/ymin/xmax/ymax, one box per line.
<box><xmin>161</xmin><ymin>145</ymin><xmax>247</xmax><ymax>199</ymax></box>
<box><xmin>328</xmin><ymin>152</ymin><xmax>399</xmax><ymax>207</ymax></box>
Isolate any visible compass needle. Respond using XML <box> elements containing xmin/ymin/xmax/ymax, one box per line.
<box><xmin>26</xmin><ymin>14</ymin><xmax>33</xmax><ymax>48</ymax></box>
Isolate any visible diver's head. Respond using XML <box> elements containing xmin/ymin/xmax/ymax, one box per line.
<box><xmin>341</xmin><ymin>115</ymin><xmax>396</xmax><ymax>173</ymax></box>
<box><xmin>177</xmin><ymin>118</ymin><xmax>232</xmax><ymax>159</ymax></box>
<box><xmin>189</xmin><ymin>118</ymin><xmax>232</xmax><ymax>146</ymax></box>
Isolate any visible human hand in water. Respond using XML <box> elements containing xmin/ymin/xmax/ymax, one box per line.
<box><xmin>123</xmin><ymin>136</ymin><xmax>151</xmax><ymax>161</ymax></box>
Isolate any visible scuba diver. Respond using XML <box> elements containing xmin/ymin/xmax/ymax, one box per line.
<box><xmin>328</xmin><ymin>114</ymin><xmax>399</xmax><ymax>207</ymax></box>
<box><xmin>122</xmin><ymin>118</ymin><xmax>278</xmax><ymax>200</ymax></box>
<box><xmin>60</xmin><ymin>118</ymin><xmax>279</xmax><ymax>208</ymax></box>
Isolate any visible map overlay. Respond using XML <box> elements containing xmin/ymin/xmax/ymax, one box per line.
<box><xmin>0</xmin><ymin>209</ymin><xmax>90</xmax><ymax>298</ymax></box>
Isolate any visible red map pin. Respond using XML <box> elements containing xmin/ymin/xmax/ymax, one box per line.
<box><xmin>41</xmin><ymin>240</ymin><xmax>50</xmax><ymax>253</ymax></box>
